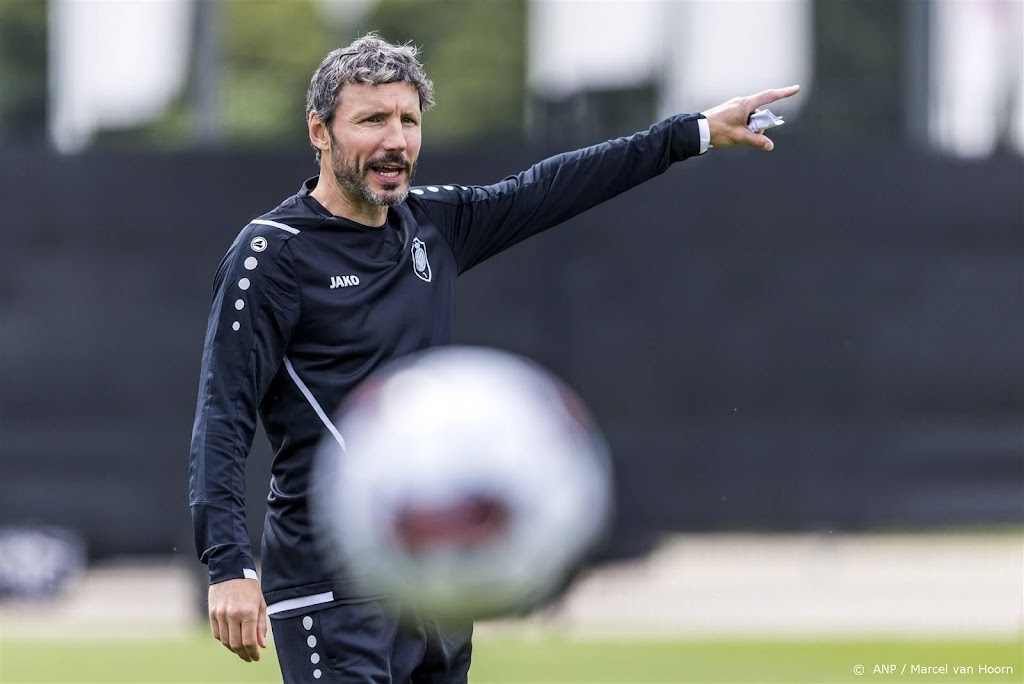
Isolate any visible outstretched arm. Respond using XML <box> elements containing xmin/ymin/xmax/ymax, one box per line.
<box><xmin>702</xmin><ymin>85</ymin><xmax>801</xmax><ymax>151</ymax></box>
<box><xmin>416</xmin><ymin>85</ymin><xmax>800</xmax><ymax>273</ymax></box>
<box><xmin>416</xmin><ymin>113</ymin><xmax>706</xmax><ymax>273</ymax></box>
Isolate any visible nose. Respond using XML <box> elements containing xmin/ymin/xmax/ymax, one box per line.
<box><xmin>382</xmin><ymin>119</ymin><xmax>406</xmax><ymax>152</ymax></box>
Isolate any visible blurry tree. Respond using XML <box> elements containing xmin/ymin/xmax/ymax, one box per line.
<box><xmin>362</xmin><ymin>0</ymin><xmax>526</xmax><ymax>146</ymax></box>
<box><xmin>220</xmin><ymin>0</ymin><xmax>334</xmax><ymax>147</ymax></box>
<box><xmin>212</xmin><ymin>0</ymin><xmax>527</xmax><ymax>148</ymax></box>
<box><xmin>0</xmin><ymin>0</ymin><xmax>47</xmax><ymax>144</ymax></box>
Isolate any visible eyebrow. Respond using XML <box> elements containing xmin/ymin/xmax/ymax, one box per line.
<box><xmin>350</xmin><ymin>106</ymin><xmax>419</xmax><ymax>119</ymax></box>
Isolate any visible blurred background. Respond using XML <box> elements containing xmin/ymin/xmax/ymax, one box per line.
<box><xmin>0</xmin><ymin>0</ymin><xmax>1022</xmax><ymax>682</ymax></box>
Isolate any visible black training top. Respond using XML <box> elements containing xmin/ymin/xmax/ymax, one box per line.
<box><xmin>189</xmin><ymin>114</ymin><xmax>704</xmax><ymax>608</ymax></box>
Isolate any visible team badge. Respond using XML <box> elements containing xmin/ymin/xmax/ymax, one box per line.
<box><xmin>250</xmin><ymin>236</ymin><xmax>268</xmax><ymax>252</ymax></box>
<box><xmin>411</xmin><ymin>238</ymin><xmax>431</xmax><ymax>282</ymax></box>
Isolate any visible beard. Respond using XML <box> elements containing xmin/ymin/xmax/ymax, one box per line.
<box><xmin>328</xmin><ymin>142</ymin><xmax>417</xmax><ymax>208</ymax></box>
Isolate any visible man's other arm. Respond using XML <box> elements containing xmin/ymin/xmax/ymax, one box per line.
<box><xmin>189</xmin><ymin>225</ymin><xmax>299</xmax><ymax>662</ymax></box>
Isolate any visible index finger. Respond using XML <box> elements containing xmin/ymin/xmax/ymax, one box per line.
<box><xmin>751</xmin><ymin>85</ymin><xmax>800</xmax><ymax>108</ymax></box>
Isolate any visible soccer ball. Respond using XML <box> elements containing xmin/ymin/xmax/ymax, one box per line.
<box><xmin>311</xmin><ymin>346</ymin><xmax>614</xmax><ymax>618</ymax></box>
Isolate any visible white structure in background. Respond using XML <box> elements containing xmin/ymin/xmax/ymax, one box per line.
<box><xmin>528</xmin><ymin>0</ymin><xmax>811</xmax><ymax>124</ymax></box>
<box><xmin>658</xmin><ymin>0</ymin><xmax>811</xmax><ymax>119</ymax></box>
<box><xmin>929</xmin><ymin>0</ymin><xmax>1024</xmax><ymax>157</ymax></box>
<box><xmin>315</xmin><ymin>0</ymin><xmax>375</xmax><ymax>26</ymax></box>
<box><xmin>49</xmin><ymin>0</ymin><xmax>194</xmax><ymax>154</ymax></box>
<box><xmin>529</xmin><ymin>0</ymin><xmax>665</xmax><ymax>99</ymax></box>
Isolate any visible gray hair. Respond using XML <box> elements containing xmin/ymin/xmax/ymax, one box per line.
<box><xmin>306</xmin><ymin>33</ymin><xmax>435</xmax><ymax>163</ymax></box>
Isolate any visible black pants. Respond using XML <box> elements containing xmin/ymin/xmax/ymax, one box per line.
<box><xmin>270</xmin><ymin>598</ymin><xmax>473</xmax><ymax>684</ymax></box>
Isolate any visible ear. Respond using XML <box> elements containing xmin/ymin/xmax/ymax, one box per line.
<box><xmin>308</xmin><ymin>111</ymin><xmax>330</xmax><ymax>156</ymax></box>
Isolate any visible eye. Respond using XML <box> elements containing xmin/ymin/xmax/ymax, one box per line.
<box><xmin>402</xmin><ymin>116</ymin><xmax>419</xmax><ymax>126</ymax></box>
<box><xmin>364</xmin><ymin>115</ymin><xmax>383</xmax><ymax>123</ymax></box>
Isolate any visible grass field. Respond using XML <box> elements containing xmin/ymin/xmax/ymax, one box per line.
<box><xmin>0</xmin><ymin>633</ymin><xmax>1020</xmax><ymax>683</ymax></box>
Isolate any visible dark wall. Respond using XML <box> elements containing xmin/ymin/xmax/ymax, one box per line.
<box><xmin>1</xmin><ymin>145</ymin><xmax>1021</xmax><ymax>560</ymax></box>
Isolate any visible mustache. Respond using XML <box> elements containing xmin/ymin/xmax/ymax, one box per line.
<box><xmin>365</xmin><ymin>153</ymin><xmax>411</xmax><ymax>171</ymax></box>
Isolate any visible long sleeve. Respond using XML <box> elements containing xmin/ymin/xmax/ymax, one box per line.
<box><xmin>416</xmin><ymin>113</ymin><xmax>704</xmax><ymax>273</ymax></box>
<box><xmin>189</xmin><ymin>224</ymin><xmax>301</xmax><ymax>584</ymax></box>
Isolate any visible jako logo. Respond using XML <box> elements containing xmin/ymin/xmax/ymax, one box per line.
<box><xmin>330</xmin><ymin>275</ymin><xmax>360</xmax><ymax>289</ymax></box>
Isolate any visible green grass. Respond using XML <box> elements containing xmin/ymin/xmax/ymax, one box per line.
<box><xmin>0</xmin><ymin>633</ymin><xmax>1020</xmax><ymax>683</ymax></box>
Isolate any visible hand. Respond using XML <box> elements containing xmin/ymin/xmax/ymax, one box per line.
<box><xmin>208</xmin><ymin>578</ymin><xmax>268</xmax><ymax>662</ymax></box>
<box><xmin>701</xmin><ymin>85</ymin><xmax>801</xmax><ymax>151</ymax></box>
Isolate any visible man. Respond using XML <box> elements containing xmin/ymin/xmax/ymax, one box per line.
<box><xmin>189</xmin><ymin>32</ymin><xmax>798</xmax><ymax>683</ymax></box>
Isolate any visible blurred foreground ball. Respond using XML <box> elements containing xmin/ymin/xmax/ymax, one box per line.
<box><xmin>312</xmin><ymin>346</ymin><xmax>614</xmax><ymax>618</ymax></box>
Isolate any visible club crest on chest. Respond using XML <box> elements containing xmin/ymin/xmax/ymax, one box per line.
<box><xmin>411</xmin><ymin>237</ymin><xmax>432</xmax><ymax>283</ymax></box>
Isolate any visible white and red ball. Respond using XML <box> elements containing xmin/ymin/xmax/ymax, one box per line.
<box><xmin>312</xmin><ymin>346</ymin><xmax>614</xmax><ymax>618</ymax></box>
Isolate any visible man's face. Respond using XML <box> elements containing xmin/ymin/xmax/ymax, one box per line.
<box><xmin>325</xmin><ymin>81</ymin><xmax>422</xmax><ymax>209</ymax></box>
